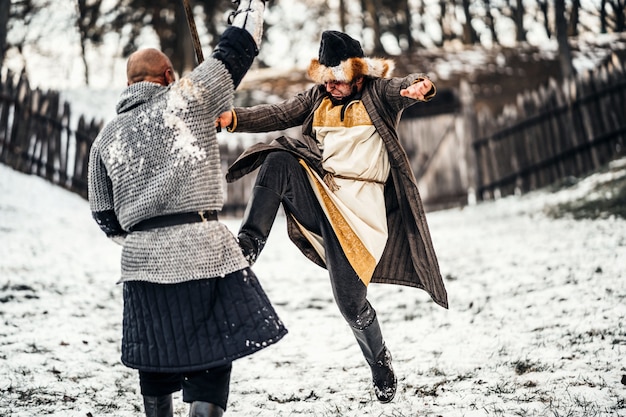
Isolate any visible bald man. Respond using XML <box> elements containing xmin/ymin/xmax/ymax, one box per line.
<box><xmin>125</xmin><ymin>48</ymin><xmax>176</xmax><ymax>86</ymax></box>
<box><xmin>87</xmin><ymin>2</ymin><xmax>283</xmax><ymax>417</ymax></box>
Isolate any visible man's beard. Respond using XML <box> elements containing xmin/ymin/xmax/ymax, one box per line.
<box><xmin>327</xmin><ymin>84</ymin><xmax>361</xmax><ymax>106</ymax></box>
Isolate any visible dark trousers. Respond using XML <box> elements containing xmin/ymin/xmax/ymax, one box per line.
<box><xmin>139</xmin><ymin>363</ymin><xmax>232</xmax><ymax>410</ymax></box>
<box><xmin>255</xmin><ymin>151</ymin><xmax>377</xmax><ymax>330</ymax></box>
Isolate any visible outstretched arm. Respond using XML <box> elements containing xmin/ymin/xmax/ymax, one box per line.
<box><xmin>217</xmin><ymin>87</ymin><xmax>318</xmax><ymax>133</ymax></box>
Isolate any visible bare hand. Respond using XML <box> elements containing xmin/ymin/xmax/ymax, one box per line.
<box><xmin>215</xmin><ymin>110</ymin><xmax>233</xmax><ymax>130</ymax></box>
<box><xmin>400</xmin><ymin>78</ymin><xmax>433</xmax><ymax>101</ymax></box>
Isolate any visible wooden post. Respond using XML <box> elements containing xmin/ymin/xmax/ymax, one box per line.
<box><xmin>0</xmin><ymin>69</ymin><xmax>14</xmax><ymax>163</ymax></box>
<box><xmin>11</xmin><ymin>73</ymin><xmax>32</xmax><ymax>172</ymax></box>
<box><xmin>459</xmin><ymin>80</ymin><xmax>478</xmax><ymax>204</ymax></box>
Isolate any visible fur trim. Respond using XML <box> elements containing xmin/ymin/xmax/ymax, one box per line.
<box><xmin>307</xmin><ymin>56</ymin><xmax>395</xmax><ymax>84</ymax></box>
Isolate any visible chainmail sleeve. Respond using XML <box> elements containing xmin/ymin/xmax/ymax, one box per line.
<box><xmin>88</xmin><ymin>134</ymin><xmax>125</xmax><ymax>237</ymax></box>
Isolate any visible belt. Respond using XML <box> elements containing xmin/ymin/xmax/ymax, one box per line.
<box><xmin>129</xmin><ymin>210</ymin><xmax>218</xmax><ymax>232</ymax></box>
<box><xmin>323</xmin><ymin>172</ymin><xmax>386</xmax><ymax>191</ymax></box>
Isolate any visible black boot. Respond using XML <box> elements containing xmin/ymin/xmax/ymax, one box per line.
<box><xmin>237</xmin><ymin>185</ymin><xmax>282</xmax><ymax>265</ymax></box>
<box><xmin>143</xmin><ymin>394</ymin><xmax>173</xmax><ymax>417</ymax></box>
<box><xmin>189</xmin><ymin>401</ymin><xmax>225</xmax><ymax>417</ymax></box>
<box><xmin>351</xmin><ymin>317</ymin><xmax>397</xmax><ymax>403</ymax></box>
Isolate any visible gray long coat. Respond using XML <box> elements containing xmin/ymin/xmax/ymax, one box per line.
<box><xmin>227</xmin><ymin>75</ymin><xmax>448</xmax><ymax>309</ymax></box>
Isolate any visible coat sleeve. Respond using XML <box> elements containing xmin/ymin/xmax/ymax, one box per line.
<box><xmin>230</xmin><ymin>87</ymin><xmax>320</xmax><ymax>133</ymax></box>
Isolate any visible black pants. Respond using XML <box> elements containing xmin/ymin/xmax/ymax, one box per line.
<box><xmin>139</xmin><ymin>363</ymin><xmax>232</xmax><ymax>410</ymax></box>
<box><xmin>255</xmin><ymin>151</ymin><xmax>377</xmax><ymax>330</ymax></box>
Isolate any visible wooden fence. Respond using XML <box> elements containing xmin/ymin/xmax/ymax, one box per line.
<box><xmin>473</xmin><ymin>52</ymin><xmax>626</xmax><ymax>200</ymax></box>
<box><xmin>397</xmin><ymin>84</ymin><xmax>474</xmax><ymax>210</ymax></box>
<box><xmin>0</xmin><ymin>69</ymin><xmax>256</xmax><ymax>215</ymax></box>
<box><xmin>0</xmin><ymin>70</ymin><xmax>102</xmax><ymax>199</ymax></box>
<box><xmin>2</xmin><ymin>52</ymin><xmax>625</xmax><ymax>215</ymax></box>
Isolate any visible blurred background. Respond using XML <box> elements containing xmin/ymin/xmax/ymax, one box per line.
<box><xmin>2</xmin><ymin>0</ymin><xmax>625</xmax><ymax>87</ymax></box>
<box><xmin>0</xmin><ymin>0</ymin><xmax>625</xmax><ymax>214</ymax></box>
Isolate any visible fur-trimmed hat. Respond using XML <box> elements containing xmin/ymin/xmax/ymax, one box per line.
<box><xmin>307</xmin><ymin>31</ymin><xmax>394</xmax><ymax>84</ymax></box>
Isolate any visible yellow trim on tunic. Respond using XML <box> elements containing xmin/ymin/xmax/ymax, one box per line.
<box><xmin>299</xmin><ymin>160</ymin><xmax>377</xmax><ymax>286</ymax></box>
<box><xmin>313</xmin><ymin>98</ymin><xmax>372</xmax><ymax>128</ymax></box>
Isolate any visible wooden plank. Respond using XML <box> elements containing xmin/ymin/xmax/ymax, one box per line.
<box><xmin>45</xmin><ymin>92</ymin><xmax>61</xmax><ymax>183</ymax></box>
<box><xmin>0</xmin><ymin>69</ymin><xmax>15</xmax><ymax>162</ymax></box>
<box><xmin>11</xmin><ymin>74</ymin><xmax>33</xmax><ymax>172</ymax></box>
<box><xmin>31</xmin><ymin>89</ymin><xmax>46</xmax><ymax>178</ymax></box>
<box><xmin>59</xmin><ymin>102</ymin><xmax>71</xmax><ymax>187</ymax></box>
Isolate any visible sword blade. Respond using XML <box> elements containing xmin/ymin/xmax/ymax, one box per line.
<box><xmin>182</xmin><ymin>0</ymin><xmax>204</xmax><ymax>64</ymax></box>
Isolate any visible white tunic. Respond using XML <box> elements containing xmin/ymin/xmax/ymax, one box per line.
<box><xmin>304</xmin><ymin>97</ymin><xmax>390</xmax><ymax>285</ymax></box>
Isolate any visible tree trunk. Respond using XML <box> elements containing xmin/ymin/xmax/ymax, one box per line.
<box><xmin>568</xmin><ymin>0</ymin><xmax>580</xmax><ymax>36</ymax></box>
<box><xmin>0</xmin><ymin>0</ymin><xmax>10</xmax><ymax>70</ymax></box>
<box><xmin>484</xmin><ymin>0</ymin><xmax>499</xmax><ymax>45</ymax></box>
<box><xmin>615</xmin><ymin>0</ymin><xmax>626</xmax><ymax>31</ymax></box>
<box><xmin>339</xmin><ymin>0</ymin><xmax>347</xmax><ymax>32</ymax></box>
<box><xmin>363</xmin><ymin>0</ymin><xmax>384</xmax><ymax>54</ymax></box>
<box><xmin>401</xmin><ymin>0</ymin><xmax>413</xmax><ymax>50</ymax></box>
<box><xmin>150</xmin><ymin>3</ymin><xmax>195</xmax><ymax>77</ymax></box>
<box><xmin>555</xmin><ymin>0</ymin><xmax>575</xmax><ymax>80</ymax></box>
<box><xmin>513</xmin><ymin>0</ymin><xmax>526</xmax><ymax>42</ymax></box>
<box><xmin>538</xmin><ymin>0</ymin><xmax>551</xmax><ymax>38</ymax></box>
<box><xmin>461</xmin><ymin>0</ymin><xmax>478</xmax><ymax>44</ymax></box>
<box><xmin>600</xmin><ymin>0</ymin><xmax>607</xmax><ymax>33</ymax></box>
<box><xmin>438</xmin><ymin>0</ymin><xmax>451</xmax><ymax>45</ymax></box>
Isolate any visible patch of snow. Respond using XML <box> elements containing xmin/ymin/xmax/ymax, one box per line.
<box><xmin>1</xmin><ymin>158</ymin><xmax>624</xmax><ymax>416</ymax></box>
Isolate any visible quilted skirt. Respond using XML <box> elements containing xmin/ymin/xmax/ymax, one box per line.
<box><xmin>120</xmin><ymin>267</ymin><xmax>287</xmax><ymax>372</ymax></box>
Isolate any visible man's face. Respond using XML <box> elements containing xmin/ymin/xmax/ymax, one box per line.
<box><xmin>324</xmin><ymin>80</ymin><xmax>354</xmax><ymax>100</ymax></box>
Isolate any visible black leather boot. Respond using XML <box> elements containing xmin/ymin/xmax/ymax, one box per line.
<box><xmin>351</xmin><ymin>317</ymin><xmax>397</xmax><ymax>403</ymax></box>
<box><xmin>237</xmin><ymin>185</ymin><xmax>282</xmax><ymax>265</ymax></box>
<box><xmin>189</xmin><ymin>401</ymin><xmax>225</xmax><ymax>417</ymax></box>
<box><xmin>143</xmin><ymin>394</ymin><xmax>174</xmax><ymax>417</ymax></box>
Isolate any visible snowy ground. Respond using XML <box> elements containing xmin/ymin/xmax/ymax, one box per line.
<box><xmin>0</xmin><ymin>159</ymin><xmax>625</xmax><ymax>417</ymax></box>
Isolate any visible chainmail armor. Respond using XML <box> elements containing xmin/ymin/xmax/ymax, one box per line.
<box><xmin>88</xmin><ymin>57</ymin><xmax>249</xmax><ymax>283</ymax></box>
